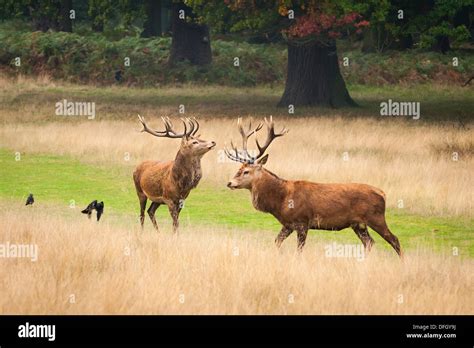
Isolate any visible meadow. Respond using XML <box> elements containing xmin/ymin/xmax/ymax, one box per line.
<box><xmin>1</xmin><ymin>204</ymin><xmax>473</xmax><ymax>315</ymax></box>
<box><xmin>0</xmin><ymin>77</ymin><xmax>473</xmax><ymax>314</ymax></box>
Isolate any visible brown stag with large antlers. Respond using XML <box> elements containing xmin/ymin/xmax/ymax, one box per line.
<box><xmin>225</xmin><ymin>117</ymin><xmax>402</xmax><ymax>257</ymax></box>
<box><xmin>133</xmin><ymin>115</ymin><xmax>215</xmax><ymax>233</ymax></box>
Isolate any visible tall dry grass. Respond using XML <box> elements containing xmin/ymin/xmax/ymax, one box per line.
<box><xmin>0</xmin><ymin>207</ymin><xmax>472</xmax><ymax>314</ymax></box>
<box><xmin>0</xmin><ymin>117</ymin><xmax>472</xmax><ymax>216</ymax></box>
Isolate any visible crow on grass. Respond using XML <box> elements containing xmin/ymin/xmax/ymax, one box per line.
<box><xmin>25</xmin><ymin>193</ymin><xmax>34</xmax><ymax>206</ymax></box>
<box><xmin>81</xmin><ymin>200</ymin><xmax>104</xmax><ymax>221</ymax></box>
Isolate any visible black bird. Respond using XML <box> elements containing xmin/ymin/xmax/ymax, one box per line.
<box><xmin>95</xmin><ymin>201</ymin><xmax>104</xmax><ymax>221</ymax></box>
<box><xmin>114</xmin><ymin>70</ymin><xmax>122</xmax><ymax>82</ymax></box>
<box><xmin>81</xmin><ymin>200</ymin><xmax>104</xmax><ymax>221</ymax></box>
<box><xmin>25</xmin><ymin>193</ymin><xmax>34</xmax><ymax>206</ymax></box>
<box><xmin>81</xmin><ymin>200</ymin><xmax>97</xmax><ymax>219</ymax></box>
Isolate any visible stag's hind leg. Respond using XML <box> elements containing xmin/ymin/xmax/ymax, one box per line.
<box><xmin>275</xmin><ymin>226</ymin><xmax>294</xmax><ymax>248</ymax></box>
<box><xmin>368</xmin><ymin>216</ymin><xmax>402</xmax><ymax>258</ymax></box>
<box><xmin>147</xmin><ymin>202</ymin><xmax>161</xmax><ymax>232</ymax></box>
<box><xmin>352</xmin><ymin>223</ymin><xmax>374</xmax><ymax>254</ymax></box>
<box><xmin>138</xmin><ymin>194</ymin><xmax>147</xmax><ymax>229</ymax></box>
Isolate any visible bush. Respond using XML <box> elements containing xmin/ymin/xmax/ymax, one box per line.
<box><xmin>0</xmin><ymin>27</ymin><xmax>287</xmax><ymax>86</ymax></box>
<box><xmin>0</xmin><ymin>21</ymin><xmax>471</xmax><ymax>87</ymax></box>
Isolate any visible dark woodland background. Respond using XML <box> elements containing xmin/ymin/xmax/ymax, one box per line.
<box><xmin>0</xmin><ymin>0</ymin><xmax>472</xmax><ymax>108</ymax></box>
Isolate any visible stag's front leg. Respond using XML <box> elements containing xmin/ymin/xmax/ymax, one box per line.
<box><xmin>168</xmin><ymin>202</ymin><xmax>182</xmax><ymax>234</ymax></box>
<box><xmin>296</xmin><ymin>225</ymin><xmax>309</xmax><ymax>252</ymax></box>
<box><xmin>275</xmin><ymin>226</ymin><xmax>294</xmax><ymax>248</ymax></box>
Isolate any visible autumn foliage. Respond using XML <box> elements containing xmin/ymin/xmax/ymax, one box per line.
<box><xmin>284</xmin><ymin>11</ymin><xmax>370</xmax><ymax>42</ymax></box>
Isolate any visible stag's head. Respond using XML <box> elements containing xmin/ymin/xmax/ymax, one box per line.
<box><xmin>138</xmin><ymin>115</ymin><xmax>216</xmax><ymax>157</ymax></box>
<box><xmin>225</xmin><ymin>116</ymin><xmax>288</xmax><ymax>190</ymax></box>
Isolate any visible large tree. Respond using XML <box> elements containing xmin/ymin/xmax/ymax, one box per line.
<box><xmin>0</xmin><ymin>0</ymin><xmax>73</xmax><ymax>32</ymax></box>
<box><xmin>141</xmin><ymin>0</ymin><xmax>163</xmax><ymax>37</ymax></box>
<box><xmin>190</xmin><ymin>0</ymin><xmax>369</xmax><ymax>108</ymax></box>
<box><xmin>169</xmin><ymin>1</ymin><xmax>212</xmax><ymax>66</ymax></box>
<box><xmin>277</xmin><ymin>10</ymin><xmax>367</xmax><ymax>107</ymax></box>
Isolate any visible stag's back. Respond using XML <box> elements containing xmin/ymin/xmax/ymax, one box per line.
<box><xmin>282</xmin><ymin>181</ymin><xmax>387</xmax><ymax>229</ymax></box>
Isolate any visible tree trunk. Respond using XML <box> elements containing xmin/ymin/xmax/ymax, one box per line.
<box><xmin>431</xmin><ymin>35</ymin><xmax>450</xmax><ymax>54</ymax></box>
<box><xmin>278</xmin><ymin>42</ymin><xmax>356</xmax><ymax>108</ymax></box>
<box><xmin>361</xmin><ymin>26</ymin><xmax>378</xmax><ymax>53</ymax></box>
<box><xmin>454</xmin><ymin>5</ymin><xmax>473</xmax><ymax>43</ymax></box>
<box><xmin>141</xmin><ymin>0</ymin><xmax>162</xmax><ymax>37</ymax></box>
<box><xmin>169</xmin><ymin>2</ymin><xmax>211</xmax><ymax>66</ymax></box>
<box><xmin>396</xmin><ymin>34</ymin><xmax>413</xmax><ymax>50</ymax></box>
<box><xmin>92</xmin><ymin>22</ymin><xmax>104</xmax><ymax>32</ymax></box>
<box><xmin>58</xmin><ymin>0</ymin><xmax>72</xmax><ymax>32</ymax></box>
<box><xmin>30</xmin><ymin>0</ymin><xmax>57</xmax><ymax>32</ymax></box>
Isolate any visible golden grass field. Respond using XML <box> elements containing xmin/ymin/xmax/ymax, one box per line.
<box><xmin>1</xmin><ymin>116</ymin><xmax>472</xmax><ymax>216</ymax></box>
<box><xmin>0</xmin><ymin>77</ymin><xmax>473</xmax><ymax>314</ymax></box>
<box><xmin>1</xmin><ymin>206</ymin><xmax>473</xmax><ymax>315</ymax></box>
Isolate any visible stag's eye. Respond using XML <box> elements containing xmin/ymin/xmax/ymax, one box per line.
<box><xmin>243</xmin><ymin>170</ymin><xmax>250</xmax><ymax>176</ymax></box>
<box><xmin>192</xmin><ymin>141</ymin><xmax>199</xmax><ymax>145</ymax></box>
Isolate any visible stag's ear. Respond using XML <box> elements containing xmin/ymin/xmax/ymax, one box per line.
<box><xmin>256</xmin><ymin>154</ymin><xmax>269</xmax><ymax>165</ymax></box>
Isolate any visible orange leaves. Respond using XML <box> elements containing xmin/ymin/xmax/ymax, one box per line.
<box><xmin>284</xmin><ymin>11</ymin><xmax>370</xmax><ymax>42</ymax></box>
<box><xmin>278</xmin><ymin>4</ymin><xmax>289</xmax><ymax>16</ymax></box>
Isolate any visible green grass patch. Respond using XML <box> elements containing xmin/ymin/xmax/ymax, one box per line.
<box><xmin>0</xmin><ymin>148</ymin><xmax>472</xmax><ymax>257</ymax></box>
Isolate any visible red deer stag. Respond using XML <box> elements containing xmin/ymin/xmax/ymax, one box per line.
<box><xmin>134</xmin><ymin>115</ymin><xmax>215</xmax><ymax>233</ymax></box>
<box><xmin>225</xmin><ymin>117</ymin><xmax>402</xmax><ymax>257</ymax></box>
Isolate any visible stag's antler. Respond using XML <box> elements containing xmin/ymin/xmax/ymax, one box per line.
<box><xmin>225</xmin><ymin>116</ymin><xmax>288</xmax><ymax>163</ymax></box>
<box><xmin>254</xmin><ymin>116</ymin><xmax>288</xmax><ymax>160</ymax></box>
<box><xmin>137</xmin><ymin>114</ymin><xmax>196</xmax><ymax>139</ymax></box>
<box><xmin>190</xmin><ymin>117</ymin><xmax>200</xmax><ymax>136</ymax></box>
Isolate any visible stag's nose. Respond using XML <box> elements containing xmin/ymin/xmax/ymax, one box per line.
<box><xmin>209</xmin><ymin>141</ymin><xmax>216</xmax><ymax>149</ymax></box>
<box><xmin>227</xmin><ymin>182</ymin><xmax>232</xmax><ymax>188</ymax></box>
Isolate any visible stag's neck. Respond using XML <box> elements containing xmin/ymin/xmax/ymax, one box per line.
<box><xmin>251</xmin><ymin>170</ymin><xmax>287</xmax><ymax>216</ymax></box>
<box><xmin>172</xmin><ymin>151</ymin><xmax>202</xmax><ymax>194</ymax></box>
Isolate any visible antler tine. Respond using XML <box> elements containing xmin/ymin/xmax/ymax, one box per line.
<box><xmin>161</xmin><ymin>116</ymin><xmax>176</xmax><ymax>135</ymax></box>
<box><xmin>224</xmin><ymin>141</ymin><xmax>247</xmax><ymax>163</ymax></box>
<box><xmin>161</xmin><ymin>116</ymin><xmax>171</xmax><ymax>133</ymax></box>
<box><xmin>191</xmin><ymin>117</ymin><xmax>200</xmax><ymax>136</ymax></box>
<box><xmin>177</xmin><ymin>117</ymin><xmax>187</xmax><ymax>136</ymax></box>
<box><xmin>237</xmin><ymin>117</ymin><xmax>263</xmax><ymax>161</ymax></box>
<box><xmin>253</xmin><ymin>115</ymin><xmax>288</xmax><ymax>162</ymax></box>
<box><xmin>137</xmin><ymin>114</ymin><xmax>190</xmax><ymax>139</ymax></box>
<box><xmin>138</xmin><ymin>114</ymin><xmax>167</xmax><ymax>136</ymax></box>
<box><xmin>225</xmin><ymin>117</ymin><xmax>266</xmax><ymax>163</ymax></box>
<box><xmin>179</xmin><ymin>117</ymin><xmax>194</xmax><ymax>137</ymax></box>
<box><xmin>186</xmin><ymin>117</ymin><xmax>195</xmax><ymax>136</ymax></box>
<box><xmin>266</xmin><ymin>115</ymin><xmax>289</xmax><ymax>137</ymax></box>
